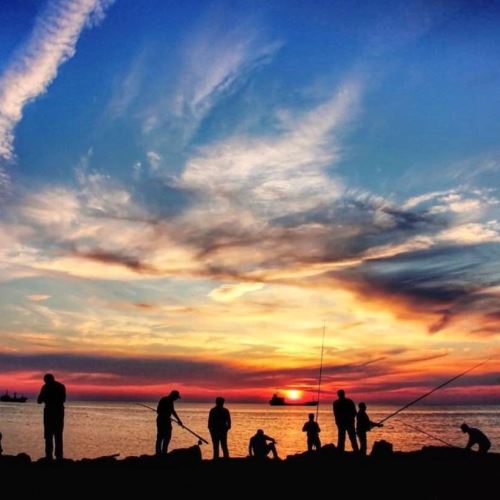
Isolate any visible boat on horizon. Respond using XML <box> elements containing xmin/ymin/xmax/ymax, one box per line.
<box><xmin>269</xmin><ymin>394</ymin><xmax>318</xmax><ymax>407</ymax></box>
<box><xmin>0</xmin><ymin>391</ymin><xmax>28</xmax><ymax>403</ymax></box>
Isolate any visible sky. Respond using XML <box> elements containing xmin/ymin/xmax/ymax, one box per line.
<box><xmin>0</xmin><ymin>0</ymin><xmax>499</xmax><ymax>403</ymax></box>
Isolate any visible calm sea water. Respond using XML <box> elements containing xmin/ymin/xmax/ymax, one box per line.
<box><xmin>0</xmin><ymin>402</ymin><xmax>498</xmax><ymax>459</ymax></box>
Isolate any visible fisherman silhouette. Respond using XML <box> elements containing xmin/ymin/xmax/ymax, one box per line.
<box><xmin>37</xmin><ymin>373</ymin><xmax>66</xmax><ymax>460</ymax></box>
<box><xmin>248</xmin><ymin>429</ymin><xmax>279</xmax><ymax>459</ymax></box>
<box><xmin>156</xmin><ymin>390</ymin><xmax>182</xmax><ymax>455</ymax></box>
<box><xmin>302</xmin><ymin>413</ymin><xmax>321</xmax><ymax>451</ymax></box>
<box><xmin>208</xmin><ymin>397</ymin><xmax>231</xmax><ymax>459</ymax></box>
<box><xmin>461</xmin><ymin>423</ymin><xmax>491</xmax><ymax>453</ymax></box>
<box><xmin>356</xmin><ymin>402</ymin><xmax>383</xmax><ymax>456</ymax></box>
<box><xmin>333</xmin><ymin>389</ymin><xmax>359</xmax><ymax>453</ymax></box>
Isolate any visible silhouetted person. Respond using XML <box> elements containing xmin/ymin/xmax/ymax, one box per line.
<box><xmin>356</xmin><ymin>402</ymin><xmax>382</xmax><ymax>456</ymax></box>
<box><xmin>208</xmin><ymin>397</ymin><xmax>231</xmax><ymax>459</ymax></box>
<box><xmin>461</xmin><ymin>423</ymin><xmax>491</xmax><ymax>454</ymax></box>
<box><xmin>156</xmin><ymin>390</ymin><xmax>182</xmax><ymax>455</ymax></box>
<box><xmin>302</xmin><ymin>413</ymin><xmax>321</xmax><ymax>451</ymax></box>
<box><xmin>37</xmin><ymin>373</ymin><xmax>66</xmax><ymax>460</ymax></box>
<box><xmin>333</xmin><ymin>389</ymin><xmax>358</xmax><ymax>452</ymax></box>
<box><xmin>249</xmin><ymin>429</ymin><xmax>279</xmax><ymax>459</ymax></box>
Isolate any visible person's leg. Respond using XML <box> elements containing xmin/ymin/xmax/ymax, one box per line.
<box><xmin>54</xmin><ymin>413</ymin><xmax>64</xmax><ymax>459</ymax></box>
<box><xmin>211</xmin><ymin>431</ymin><xmax>220</xmax><ymax>459</ymax></box>
<box><xmin>314</xmin><ymin>435</ymin><xmax>321</xmax><ymax>450</ymax></box>
<box><xmin>348</xmin><ymin>425</ymin><xmax>359</xmax><ymax>452</ymax></box>
<box><xmin>220</xmin><ymin>431</ymin><xmax>229</xmax><ymax>458</ymax></box>
<box><xmin>267</xmin><ymin>443</ymin><xmax>278</xmax><ymax>459</ymax></box>
<box><xmin>155</xmin><ymin>423</ymin><xmax>163</xmax><ymax>455</ymax></box>
<box><xmin>162</xmin><ymin>424</ymin><xmax>172</xmax><ymax>454</ymax></box>
<box><xmin>44</xmin><ymin>414</ymin><xmax>54</xmax><ymax>459</ymax></box>
<box><xmin>54</xmin><ymin>424</ymin><xmax>63</xmax><ymax>459</ymax></box>
<box><xmin>358</xmin><ymin>432</ymin><xmax>367</xmax><ymax>456</ymax></box>
<box><xmin>337</xmin><ymin>426</ymin><xmax>346</xmax><ymax>452</ymax></box>
<box><xmin>479</xmin><ymin>442</ymin><xmax>491</xmax><ymax>454</ymax></box>
<box><xmin>307</xmin><ymin>437</ymin><xmax>313</xmax><ymax>451</ymax></box>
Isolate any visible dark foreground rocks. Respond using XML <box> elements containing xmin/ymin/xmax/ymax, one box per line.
<box><xmin>1</xmin><ymin>444</ymin><xmax>498</xmax><ymax>498</ymax></box>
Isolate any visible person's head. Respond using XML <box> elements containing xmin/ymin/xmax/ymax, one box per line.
<box><xmin>169</xmin><ymin>390</ymin><xmax>181</xmax><ymax>400</ymax></box>
<box><xmin>215</xmin><ymin>397</ymin><xmax>225</xmax><ymax>407</ymax></box>
<box><xmin>308</xmin><ymin>413</ymin><xmax>315</xmax><ymax>421</ymax></box>
<box><xmin>256</xmin><ymin>429</ymin><xmax>264</xmax><ymax>436</ymax></box>
<box><xmin>337</xmin><ymin>389</ymin><xmax>345</xmax><ymax>399</ymax></box>
<box><xmin>358</xmin><ymin>402</ymin><xmax>366</xmax><ymax>411</ymax></box>
<box><xmin>461</xmin><ymin>423</ymin><xmax>470</xmax><ymax>433</ymax></box>
<box><xmin>44</xmin><ymin>373</ymin><xmax>55</xmax><ymax>384</ymax></box>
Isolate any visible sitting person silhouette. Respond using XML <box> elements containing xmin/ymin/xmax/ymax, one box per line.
<box><xmin>248</xmin><ymin>429</ymin><xmax>279</xmax><ymax>459</ymax></box>
<box><xmin>461</xmin><ymin>423</ymin><xmax>491</xmax><ymax>453</ymax></box>
<box><xmin>302</xmin><ymin>413</ymin><xmax>321</xmax><ymax>451</ymax></box>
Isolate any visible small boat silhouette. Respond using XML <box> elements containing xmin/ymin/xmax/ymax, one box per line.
<box><xmin>0</xmin><ymin>391</ymin><xmax>27</xmax><ymax>403</ymax></box>
<box><xmin>269</xmin><ymin>394</ymin><xmax>318</xmax><ymax>406</ymax></box>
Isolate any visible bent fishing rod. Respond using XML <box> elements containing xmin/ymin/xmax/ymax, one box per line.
<box><xmin>378</xmin><ymin>358</ymin><xmax>490</xmax><ymax>425</ymax></box>
<box><xmin>396</xmin><ymin>420</ymin><xmax>458</xmax><ymax>449</ymax></box>
<box><xmin>136</xmin><ymin>403</ymin><xmax>209</xmax><ymax>444</ymax></box>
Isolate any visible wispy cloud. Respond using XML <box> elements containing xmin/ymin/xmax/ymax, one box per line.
<box><xmin>142</xmin><ymin>22</ymin><xmax>281</xmax><ymax>142</ymax></box>
<box><xmin>0</xmin><ymin>0</ymin><xmax>114</xmax><ymax>161</ymax></box>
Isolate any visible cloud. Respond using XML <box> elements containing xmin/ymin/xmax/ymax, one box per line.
<box><xmin>208</xmin><ymin>282</ymin><xmax>264</xmax><ymax>302</ymax></box>
<box><xmin>146</xmin><ymin>151</ymin><xmax>161</xmax><ymax>172</ymax></box>
<box><xmin>142</xmin><ymin>21</ymin><xmax>281</xmax><ymax>141</ymax></box>
<box><xmin>27</xmin><ymin>294</ymin><xmax>51</xmax><ymax>302</ymax></box>
<box><xmin>0</xmin><ymin>0</ymin><xmax>114</xmax><ymax>160</ymax></box>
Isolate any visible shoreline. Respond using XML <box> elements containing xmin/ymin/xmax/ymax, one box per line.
<box><xmin>1</xmin><ymin>444</ymin><xmax>498</xmax><ymax>497</ymax></box>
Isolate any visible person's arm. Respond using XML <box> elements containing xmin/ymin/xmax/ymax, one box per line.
<box><xmin>61</xmin><ymin>384</ymin><xmax>66</xmax><ymax>404</ymax></box>
<box><xmin>264</xmin><ymin>434</ymin><xmax>276</xmax><ymax>444</ymax></box>
<box><xmin>37</xmin><ymin>386</ymin><xmax>45</xmax><ymax>404</ymax></box>
<box><xmin>302</xmin><ymin>423</ymin><xmax>307</xmax><ymax>432</ymax></box>
<box><xmin>172</xmin><ymin>409</ymin><xmax>183</xmax><ymax>426</ymax></box>
<box><xmin>226</xmin><ymin>410</ymin><xmax>231</xmax><ymax>431</ymax></box>
<box><xmin>208</xmin><ymin>409</ymin><xmax>214</xmax><ymax>430</ymax></box>
<box><xmin>248</xmin><ymin>440</ymin><xmax>253</xmax><ymax>456</ymax></box>
<box><xmin>465</xmin><ymin>435</ymin><xmax>473</xmax><ymax>450</ymax></box>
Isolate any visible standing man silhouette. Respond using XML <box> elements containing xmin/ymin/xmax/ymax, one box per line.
<box><xmin>208</xmin><ymin>397</ymin><xmax>231</xmax><ymax>459</ymax></box>
<box><xmin>333</xmin><ymin>389</ymin><xmax>358</xmax><ymax>453</ymax></box>
<box><xmin>156</xmin><ymin>390</ymin><xmax>182</xmax><ymax>455</ymax></box>
<box><xmin>302</xmin><ymin>413</ymin><xmax>321</xmax><ymax>451</ymax></box>
<box><xmin>37</xmin><ymin>373</ymin><xmax>66</xmax><ymax>460</ymax></box>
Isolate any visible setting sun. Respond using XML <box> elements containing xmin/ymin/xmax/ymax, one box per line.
<box><xmin>286</xmin><ymin>390</ymin><xmax>302</xmax><ymax>400</ymax></box>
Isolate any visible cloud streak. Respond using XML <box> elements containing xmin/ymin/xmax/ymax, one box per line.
<box><xmin>0</xmin><ymin>0</ymin><xmax>114</xmax><ymax>160</ymax></box>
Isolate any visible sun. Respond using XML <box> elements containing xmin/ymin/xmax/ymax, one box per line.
<box><xmin>286</xmin><ymin>389</ymin><xmax>302</xmax><ymax>400</ymax></box>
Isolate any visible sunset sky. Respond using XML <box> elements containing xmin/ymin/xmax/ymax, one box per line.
<box><xmin>0</xmin><ymin>0</ymin><xmax>499</xmax><ymax>403</ymax></box>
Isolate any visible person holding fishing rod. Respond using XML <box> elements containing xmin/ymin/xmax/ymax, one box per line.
<box><xmin>156</xmin><ymin>390</ymin><xmax>183</xmax><ymax>455</ymax></box>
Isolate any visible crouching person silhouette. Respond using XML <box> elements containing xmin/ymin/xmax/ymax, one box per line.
<box><xmin>249</xmin><ymin>429</ymin><xmax>279</xmax><ymax>459</ymax></box>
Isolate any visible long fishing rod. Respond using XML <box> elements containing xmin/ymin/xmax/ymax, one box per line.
<box><xmin>315</xmin><ymin>321</ymin><xmax>326</xmax><ymax>422</ymax></box>
<box><xmin>135</xmin><ymin>403</ymin><xmax>209</xmax><ymax>444</ymax></box>
<box><xmin>397</xmin><ymin>420</ymin><xmax>458</xmax><ymax>448</ymax></box>
<box><xmin>378</xmin><ymin>358</ymin><xmax>490</xmax><ymax>425</ymax></box>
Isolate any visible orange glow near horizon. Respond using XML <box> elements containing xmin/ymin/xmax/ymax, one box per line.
<box><xmin>286</xmin><ymin>389</ymin><xmax>302</xmax><ymax>400</ymax></box>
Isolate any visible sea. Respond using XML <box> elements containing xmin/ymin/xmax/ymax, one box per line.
<box><xmin>0</xmin><ymin>402</ymin><xmax>498</xmax><ymax>459</ymax></box>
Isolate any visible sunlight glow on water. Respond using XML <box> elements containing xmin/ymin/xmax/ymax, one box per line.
<box><xmin>1</xmin><ymin>402</ymin><xmax>498</xmax><ymax>459</ymax></box>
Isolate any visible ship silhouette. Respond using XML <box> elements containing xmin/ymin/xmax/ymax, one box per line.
<box><xmin>1</xmin><ymin>391</ymin><xmax>27</xmax><ymax>403</ymax></box>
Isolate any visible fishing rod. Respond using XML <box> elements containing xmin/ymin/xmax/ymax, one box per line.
<box><xmin>315</xmin><ymin>321</ymin><xmax>326</xmax><ymax>422</ymax></box>
<box><xmin>135</xmin><ymin>403</ymin><xmax>209</xmax><ymax>445</ymax></box>
<box><xmin>397</xmin><ymin>420</ymin><xmax>458</xmax><ymax>449</ymax></box>
<box><xmin>378</xmin><ymin>358</ymin><xmax>490</xmax><ymax>425</ymax></box>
